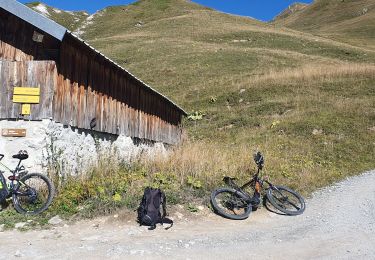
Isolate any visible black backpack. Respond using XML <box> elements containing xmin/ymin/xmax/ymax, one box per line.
<box><xmin>137</xmin><ymin>187</ymin><xmax>173</xmax><ymax>230</ymax></box>
<box><xmin>0</xmin><ymin>171</ymin><xmax>9</xmax><ymax>203</ymax></box>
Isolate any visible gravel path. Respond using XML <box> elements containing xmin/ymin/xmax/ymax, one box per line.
<box><xmin>1</xmin><ymin>171</ymin><xmax>374</xmax><ymax>259</ymax></box>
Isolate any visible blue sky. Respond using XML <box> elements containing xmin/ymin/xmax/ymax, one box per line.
<box><xmin>19</xmin><ymin>0</ymin><xmax>313</xmax><ymax>22</ymax></box>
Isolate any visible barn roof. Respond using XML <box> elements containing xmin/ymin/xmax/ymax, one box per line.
<box><xmin>0</xmin><ymin>0</ymin><xmax>66</xmax><ymax>40</ymax></box>
<box><xmin>0</xmin><ymin>0</ymin><xmax>187</xmax><ymax>116</ymax></box>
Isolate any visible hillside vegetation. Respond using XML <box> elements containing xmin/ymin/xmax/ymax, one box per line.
<box><xmin>273</xmin><ymin>2</ymin><xmax>308</xmax><ymax>21</ymax></box>
<box><xmin>274</xmin><ymin>0</ymin><xmax>375</xmax><ymax>50</ymax></box>
<box><xmin>10</xmin><ymin>0</ymin><xmax>374</xmax><ymax>223</ymax></box>
<box><xmin>27</xmin><ymin>2</ymin><xmax>88</xmax><ymax>30</ymax></box>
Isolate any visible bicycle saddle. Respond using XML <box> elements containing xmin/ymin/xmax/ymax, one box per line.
<box><xmin>223</xmin><ymin>176</ymin><xmax>237</xmax><ymax>185</ymax></box>
<box><xmin>12</xmin><ymin>150</ymin><xmax>29</xmax><ymax>160</ymax></box>
<box><xmin>223</xmin><ymin>176</ymin><xmax>236</xmax><ymax>181</ymax></box>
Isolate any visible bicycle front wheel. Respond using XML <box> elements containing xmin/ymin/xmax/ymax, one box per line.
<box><xmin>266</xmin><ymin>186</ymin><xmax>305</xmax><ymax>215</ymax></box>
<box><xmin>13</xmin><ymin>173</ymin><xmax>55</xmax><ymax>215</ymax></box>
<box><xmin>210</xmin><ymin>188</ymin><xmax>252</xmax><ymax>220</ymax></box>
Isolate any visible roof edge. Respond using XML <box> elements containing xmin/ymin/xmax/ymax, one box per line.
<box><xmin>0</xmin><ymin>0</ymin><xmax>66</xmax><ymax>40</ymax></box>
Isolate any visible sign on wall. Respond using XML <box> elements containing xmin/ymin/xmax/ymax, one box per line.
<box><xmin>12</xmin><ymin>87</ymin><xmax>40</xmax><ymax>115</ymax></box>
<box><xmin>21</xmin><ymin>104</ymin><xmax>31</xmax><ymax>115</ymax></box>
<box><xmin>1</xmin><ymin>129</ymin><xmax>27</xmax><ymax>137</ymax></box>
<box><xmin>13</xmin><ymin>95</ymin><xmax>40</xmax><ymax>104</ymax></box>
<box><xmin>13</xmin><ymin>87</ymin><xmax>40</xmax><ymax>96</ymax></box>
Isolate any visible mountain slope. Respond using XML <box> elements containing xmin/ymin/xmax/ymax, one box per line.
<box><xmin>273</xmin><ymin>2</ymin><xmax>309</xmax><ymax>21</ymax></box>
<box><xmin>27</xmin><ymin>0</ymin><xmax>375</xmax><ymax>192</ymax></box>
<box><xmin>274</xmin><ymin>0</ymin><xmax>375</xmax><ymax>50</ymax></box>
<box><xmin>69</xmin><ymin>0</ymin><xmax>374</xmax><ymax>99</ymax></box>
<box><xmin>26</xmin><ymin>2</ymin><xmax>88</xmax><ymax>30</ymax></box>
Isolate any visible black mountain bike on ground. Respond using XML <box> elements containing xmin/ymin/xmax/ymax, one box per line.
<box><xmin>0</xmin><ymin>151</ymin><xmax>55</xmax><ymax>215</ymax></box>
<box><xmin>211</xmin><ymin>152</ymin><xmax>305</xmax><ymax>220</ymax></box>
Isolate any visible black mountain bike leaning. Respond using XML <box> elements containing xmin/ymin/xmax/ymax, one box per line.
<box><xmin>211</xmin><ymin>152</ymin><xmax>305</xmax><ymax>220</ymax></box>
<box><xmin>0</xmin><ymin>151</ymin><xmax>55</xmax><ymax>215</ymax></box>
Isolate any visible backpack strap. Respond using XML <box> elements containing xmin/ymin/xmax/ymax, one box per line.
<box><xmin>159</xmin><ymin>190</ymin><xmax>173</xmax><ymax>230</ymax></box>
<box><xmin>160</xmin><ymin>190</ymin><xmax>167</xmax><ymax>219</ymax></box>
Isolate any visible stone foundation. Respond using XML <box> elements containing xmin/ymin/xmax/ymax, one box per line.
<box><xmin>0</xmin><ymin>119</ymin><xmax>167</xmax><ymax>176</ymax></box>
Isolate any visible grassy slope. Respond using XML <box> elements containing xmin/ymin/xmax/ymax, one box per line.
<box><xmin>21</xmin><ymin>0</ymin><xmax>375</xmax><ymax>217</ymax></box>
<box><xmin>273</xmin><ymin>2</ymin><xmax>308</xmax><ymax>21</ymax></box>
<box><xmin>26</xmin><ymin>2</ymin><xmax>88</xmax><ymax>30</ymax></box>
<box><xmin>274</xmin><ymin>0</ymin><xmax>375</xmax><ymax>50</ymax></box>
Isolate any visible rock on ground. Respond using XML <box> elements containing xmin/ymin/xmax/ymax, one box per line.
<box><xmin>48</xmin><ymin>215</ymin><xmax>63</xmax><ymax>225</ymax></box>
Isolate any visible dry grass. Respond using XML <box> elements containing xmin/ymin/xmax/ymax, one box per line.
<box><xmin>137</xmin><ymin>130</ymin><xmax>366</xmax><ymax>197</ymax></box>
<box><xmin>140</xmin><ymin>141</ymin><xmax>252</xmax><ymax>189</ymax></box>
<box><xmin>251</xmin><ymin>63</ymin><xmax>375</xmax><ymax>85</ymax></box>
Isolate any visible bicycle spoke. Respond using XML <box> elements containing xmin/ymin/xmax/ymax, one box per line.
<box><xmin>211</xmin><ymin>188</ymin><xmax>252</xmax><ymax>219</ymax></box>
<box><xmin>13</xmin><ymin>173</ymin><xmax>54</xmax><ymax>214</ymax></box>
<box><xmin>284</xmin><ymin>198</ymin><xmax>301</xmax><ymax>210</ymax></box>
<box><xmin>267</xmin><ymin>186</ymin><xmax>305</xmax><ymax>215</ymax></box>
<box><xmin>274</xmin><ymin>197</ymin><xmax>287</xmax><ymax>209</ymax></box>
<box><xmin>276</xmin><ymin>195</ymin><xmax>295</xmax><ymax>210</ymax></box>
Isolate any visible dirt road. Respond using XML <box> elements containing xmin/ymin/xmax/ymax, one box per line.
<box><xmin>1</xmin><ymin>171</ymin><xmax>374</xmax><ymax>259</ymax></box>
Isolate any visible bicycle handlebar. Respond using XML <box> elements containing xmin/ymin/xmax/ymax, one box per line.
<box><xmin>253</xmin><ymin>151</ymin><xmax>264</xmax><ymax>169</ymax></box>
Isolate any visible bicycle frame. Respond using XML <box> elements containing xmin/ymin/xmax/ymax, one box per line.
<box><xmin>225</xmin><ymin>165</ymin><xmax>278</xmax><ymax>206</ymax></box>
<box><xmin>0</xmin><ymin>154</ymin><xmax>24</xmax><ymax>173</ymax></box>
<box><xmin>0</xmin><ymin>155</ymin><xmax>28</xmax><ymax>195</ymax></box>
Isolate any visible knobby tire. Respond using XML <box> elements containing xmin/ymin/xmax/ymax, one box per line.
<box><xmin>266</xmin><ymin>185</ymin><xmax>305</xmax><ymax>215</ymax></box>
<box><xmin>210</xmin><ymin>188</ymin><xmax>252</xmax><ymax>220</ymax></box>
<box><xmin>13</xmin><ymin>173</ymin><xmax>55</xmax><ymax>215</ymax></box>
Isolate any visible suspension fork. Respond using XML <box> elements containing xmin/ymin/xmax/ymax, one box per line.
<box><xmin>253</xmin><ymin>179</ymin><xmax>262</xmax><ymax>201</ymax></box>
<box><xmin>253</xmin><ymin>168</ymin><xmax>262</xmax><ymax>197</ymax></box>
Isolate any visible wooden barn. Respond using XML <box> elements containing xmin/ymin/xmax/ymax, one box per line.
<box><xmin>0</xmin><ymin>0</ymin><xmax>186</xmax><ymax>145</ymax></box>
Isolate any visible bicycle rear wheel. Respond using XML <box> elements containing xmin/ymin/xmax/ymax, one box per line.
<box><xmin>210</xmin><ymin>188</ymin><xmax>252</xmax><ymax>220</ymax></box>
<box><xmin>13</xmin><ymin>173</ymin><xmax>55</xmax><ymax>215</ymax></box>
<box><xmin>266</xmin><ymin>186</ymin><xmax>305</xmax><ymax>215</ymax></box>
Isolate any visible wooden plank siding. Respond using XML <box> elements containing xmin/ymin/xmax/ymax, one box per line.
<box><xmin>0</xmin><ymin>9</ymin><xmax>184</xmax><ymax>145</ymax></box>
<box><xmin>50</xmin><ymin>34</ymin><xmax>183</xmax><ymax>144</ymax></box>
<box><xmin>0</xmin><ymin>60</ymin><xmax>56</xmax><ymax>120</ymax></box>
<box><xmin>0</xmin><ymin>8</ymin><xmax>61</xmax><ymax>62</ymax></box>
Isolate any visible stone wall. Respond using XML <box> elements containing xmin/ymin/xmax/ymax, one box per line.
<box><xmin>0</xmin><ymin>119</ymin><xmax>167</xmax><ymax>176</ymax></box>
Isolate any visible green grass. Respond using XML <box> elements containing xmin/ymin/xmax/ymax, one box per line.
<box><xmin>80</xmin><ymin>0</ymin><xmax>375</xmax><ymax>111</ymax></box>
<box><xmin>273</xmin><ymin>0</ymin><xmax>375</xmax><ymax>50</ymax></box>
<box><xmin>26</xmin><ymin>2</ymin><xmax>88</xmax><ymax>31</ymax></box>
<box><xmin>0</xmin><ymin>206</ymin><xmax>51</xmax><ymax>231</ymax></box>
